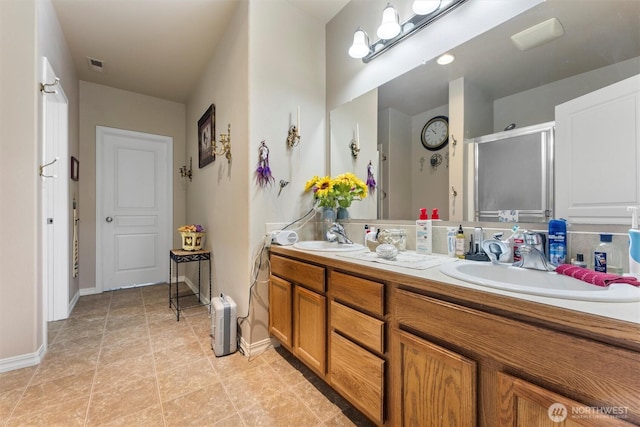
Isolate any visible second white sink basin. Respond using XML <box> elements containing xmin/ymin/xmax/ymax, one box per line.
<box><xmin>293</xmin><ymin>240</ymin><xmax>365</xmax><ymax>252</ymax></box>
<box><xmin>439</xmin><ymin>261</ymin><xmax>640</xmax><ymax>302</ymax></box>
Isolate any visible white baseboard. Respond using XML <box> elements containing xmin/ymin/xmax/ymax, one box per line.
<box><xmin>238</xmin><ymin>336</ymin><xmax>273</xmax><ymax>358</ymax></box>
<box><xmin>0</xmin><ymin>343</ymin><xmax>46</xmax><ymax>373</ymax></box>
<box><xmin>182</xmin><ymin>276</ymin><xmax>211</xmax><ymax>305</ymax></box>
<box><xmin>79</xmin><ymin>286</ymin><xmax>101</xmax><ymax>296</ymax></box>
<box><xmin>68</xmin><ymin>290</ymin><xmax>80</xmax><ymax>316</ymax></box>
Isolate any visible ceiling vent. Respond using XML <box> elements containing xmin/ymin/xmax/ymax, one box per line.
<box><xmin>511</xmin><ymin>17</ymin><xmax>565</xmax><ymax>51</ymax></box>
<box><xmin>86</xmin><ymin>57</ymin><xmax>104</xmax><ymax>72</ymax></box>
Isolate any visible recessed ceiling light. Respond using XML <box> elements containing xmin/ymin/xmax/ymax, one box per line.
<box><xmin>437</xmin><ymin>53</ymin><xmax>455</xmax><ymax>65</ymax></box>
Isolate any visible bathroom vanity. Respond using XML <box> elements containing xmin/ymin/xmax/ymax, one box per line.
<box><xmin>268</xmin><ymin>246</ymin><xmax>640</xmax><ymax>426</ymax></box>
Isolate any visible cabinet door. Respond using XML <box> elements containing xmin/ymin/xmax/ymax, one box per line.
<box><xmin>555</xmin><ymin>74</ymin><xmax>640</xmax><ymax>224</ymax></box>
<box><xmin>294</xmin><ymin>285</ymin><xmax>326</xmax><ymax>375</ymax></box>
<box><xmin>268</xmin><ymin>275</ymin><xmax>292</xmax><ymax>350</ymax></box>
<box><xmin>497</xmin><ymin>372</ymin><xmax>635</xmax><ymax>427</ymax></box>
<box><xmin>394</xmin><ymin>329</ymin><xmax>476</xmax><ymax>427</ymax></box>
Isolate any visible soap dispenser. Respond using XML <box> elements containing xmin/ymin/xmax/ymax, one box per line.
<box><xmin>416</xmin><ymin>208</ymin><xmax>432</xmax><ymax>254</ymax></box>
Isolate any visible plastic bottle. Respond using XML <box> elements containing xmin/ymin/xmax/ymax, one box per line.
<box><xmin>431</xmin><ymin>208</ymin><xmax>440</xmax><ymax>220</ymax></box>
<box><xmin>628</xmin><ymin>206</ymin><xmax>640</xmax><ymax>277</ymax></box>
<box><xmin>512</xmin><ymin>229</ymin><xmax>526</xmax><ymax>262</ymax></box>
<box><xmin>455</xmin><ymin>225</ymin><xmax>465</xmax><ymax>259</ymax></box>
<box><xmin>446</xmin><ymin>227</ymin><xmax>457</xmax><ymax>257</ymax></box>
<box><xmin>593</xmin><ymin>234</ymin><xmax>623</xmax><ymax>275</ymax></box>
<box><xmin>416</xmin><ymin>208</ymin><xmax>432</xmax><ymax>255</ymax></box>
<box><xmin>548</xmin><ymin>219</ymin><xmax>567</xmax><ymax>266</ymax></box>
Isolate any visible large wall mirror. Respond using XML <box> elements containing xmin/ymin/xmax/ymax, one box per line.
<box><xmin>329</xmin><ymin>0</ymin><xmax>639</xmax><ymax>221</ymax></box>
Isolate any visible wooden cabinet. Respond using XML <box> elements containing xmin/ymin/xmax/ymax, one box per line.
<box><xmin>555</xmin><ymin>74</ymin><xmax>640</xmax><ymax>224</ymax></box>
<box><xmin>329</xmin><ymin>270</ymin><xmax>387</xmax><ymax>425</ymax></box>
<box><xmin>394</xmin><ymin>329</ymin><xmax>476</xmax><ymax>427</ymax></box>
<box><xmin>268</xmin><ymin>275</ymin><xmax>292</xmax><ymax>349</ymax></box>
<box><xmin>392</xmin><ymin>286</ymin><xmax>640</xmax><ymax>426</ymax></box>
<box><xmin>497</xmin><ymin>372</ymin><xmax>636</xmax><ymax>427</ymax></box>
<box><xmin>268</xmin><ymin>255</ymin><xmax>326</xmax><ymax>376</ymax></box>
<box><xmin>294</xmin><ymin>285</ymin><xmax>325</xmax><ymax>373</ymax></box>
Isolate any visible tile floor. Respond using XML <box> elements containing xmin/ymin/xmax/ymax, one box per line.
<box><xmin>0</xmin><ymin>284</ymin><xmax>373</xmax><ymax>426</ymax></box>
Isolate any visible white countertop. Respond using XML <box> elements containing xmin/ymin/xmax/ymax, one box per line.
<box><xmin>282</xmin><ymin>247</ymin><xmax>640</xmax><ymax>325</ymax></box>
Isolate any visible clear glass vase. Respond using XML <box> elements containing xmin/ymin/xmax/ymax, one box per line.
<box><xmin>321</xmin><ymin>207</ymin><xmax>336</xmax><ymax>241</ymax></box>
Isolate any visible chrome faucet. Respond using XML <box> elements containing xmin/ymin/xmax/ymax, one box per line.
<box><xmin>513</xmin><ymin>245</ymin><xmax>556</xmax><ymax>271</ymax></box>
<box><xmin>326</xmin><ymin>222</ymin><xmax>353</xmax><ymax>244</ymax></box>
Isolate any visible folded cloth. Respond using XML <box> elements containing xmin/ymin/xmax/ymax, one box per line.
<box><xmin>555</xmin><ymin>264</ymin><xmax>640</xmax><ymax>287</ymax></box>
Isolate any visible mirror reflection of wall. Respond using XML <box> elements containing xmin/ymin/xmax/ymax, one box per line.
<box><xmin>329</xmin><ymin>0</ymin><xmax>640</xmax><ymax>222</ymax></box>
<box><xmin>329</xmin><ymin>89</ymin><xmax>378</xmax><ymax>220</ymax></box>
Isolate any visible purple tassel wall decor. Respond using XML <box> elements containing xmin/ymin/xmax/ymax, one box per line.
<box><xmin>367</xmin><ymin>161</ymin><xmax>377</xmax><ymax>194</ymax></box>
<box><xmin>255</xmin><ymin>140</ymin><xmax>275</xmax><ymax>188</ymax></box>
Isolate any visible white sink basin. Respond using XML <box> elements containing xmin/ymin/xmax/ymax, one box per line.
<box><xmin>293</xmin><ymin>240</ymin><xmax>365</xmax><ymax>252</ymax></box>
<box><xmin>439</xmin><ymin>261</ymin><xmax>640</xmax><ymax>302</ymax></box>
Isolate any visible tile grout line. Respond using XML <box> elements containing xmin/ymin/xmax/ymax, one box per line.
<box><xmin>83</xmin><ymin>291</ymin><xmax>112</xmax><ymax>427</ymax></box>
<box><xmin>143</xmin><ymin>288</ymin><xmax>169</xmax><ymax>427</ymax></box>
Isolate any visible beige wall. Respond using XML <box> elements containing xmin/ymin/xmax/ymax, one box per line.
<box><xmin>0</xmin><ymin>0</ymin><xmax>40</xmax><ymax>362</ymax></box>
<box><xmin>78</xmin><ymin>81</ymin><xmax>186</xmax><ymax>292</ymax></box>
<box><xmin>184</xmin><ymin>0</ymin><xmax>250</xmax><ymax>336</ymax></box>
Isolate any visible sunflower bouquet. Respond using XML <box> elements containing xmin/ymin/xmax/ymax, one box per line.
<box><xmin>304</xmin><ymin>173</ymin><xmax>368</xmax><ymax>209</ymax></box>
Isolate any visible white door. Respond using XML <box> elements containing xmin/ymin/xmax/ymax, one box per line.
<box><xmin>96</xmin><ymin>127</ymin><xmax>172</xmax><ymax>291</ymax></box>
<box><xmin>41</xmin><ymin>57</ymin><xmax>69</xmax><ymax>321</ymax></box>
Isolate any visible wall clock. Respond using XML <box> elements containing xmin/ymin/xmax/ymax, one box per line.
<box><xmin>421</xmin><ymin>115</ymin><xmax>449</xmax><ymax>151</ymax></box>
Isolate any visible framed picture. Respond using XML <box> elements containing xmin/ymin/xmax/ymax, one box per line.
<box><xmin>71</xmin><ymin>156</ymin><xmax>79</xmax><ymax>181</ymax></box>
<box><xmin>198</xmin><ymin>104</ymin><xmax>215</xmax><ymax>168</ymax></box>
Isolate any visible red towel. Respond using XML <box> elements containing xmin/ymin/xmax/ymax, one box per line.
<box><xmin>555</xmin><ymin>264</ymin><xmax>640</xmax><ymax>287</ymax></box>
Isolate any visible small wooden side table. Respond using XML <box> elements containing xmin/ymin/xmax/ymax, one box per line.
<box><xmin>169</xmin><ymin>249</ymin><xmax>211</xmax><ymax>321</ymax></box>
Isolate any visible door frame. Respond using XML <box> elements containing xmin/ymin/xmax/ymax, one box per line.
<box><xmin>95</xmin><ymin>126</ymin><xmax>173</xmax><ymax>292</ymax></box>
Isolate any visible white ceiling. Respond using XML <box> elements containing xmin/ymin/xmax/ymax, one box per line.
<box><xmin>51</xmin><ymin>0</ymin><xmax>349</xmax><ymax>103</ymax></box>
<box><xmin>378</xmin><ymin>0</ymin><xmax>640</xmax><ymax>116</ymax></box>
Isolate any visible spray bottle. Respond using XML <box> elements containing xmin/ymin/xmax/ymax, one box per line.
<box><xmin>628</xmin><ymin>206</ymin><xmax>640</xmax><ymax>277</ymax></box>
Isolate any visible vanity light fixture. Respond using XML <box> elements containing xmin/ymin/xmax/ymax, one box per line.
<box><xmin>179</xmin><ymin>157</ymin><xmax>193</xmax><ymax>181</ymax></box>
<box><xmin>212</xmin><ymin>124</ymin><xmax>232</xmax><ymax>163</ymax></box>
<box><xmin>348</xmin><ymin>0</ymin><xmax>468</xmax><ymax>63</ymax></box>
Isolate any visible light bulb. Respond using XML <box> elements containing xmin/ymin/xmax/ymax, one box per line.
<box><xmin>437</xmin><ymin>53</ymin><xmax>455</xmax><ymax>65</ymax></box>
<box><xmin>412</xmin><ymin>0</ymin><xmax>441</xmax><ymax>15</ymax></box>
<box><xmin>348</xmin><ymin>28</ymin><xmax>371</xmax><ymax>59</ymax></box>
<box><xmin>377</xmin><ymin>4</ymin><xmax>401</xmax><ymax>40</ymax></box>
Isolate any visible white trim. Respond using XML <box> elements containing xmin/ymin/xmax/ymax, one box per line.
<box><xmin>68</xmin><ymin>290</ymin><xmax>80</xmax><ymax>316</ymax></box>
<box><xmin>238</xmin><ymin>337</ymin><xmax>273</xmax><ymax>359</ymax></box>
<box><xmin>95</xmin><ymin>126</ymin><xmax>173</xmax><ymax>292</ymax></box>
<box><xmin>0</xmin><ymin>344</ymin><xmax>46</xmax><ymax>374</ymax></box>
<box><xmin>79</xmin><ymin>287</ymin><xmax>101</xmax><ymax>296</ymax></box>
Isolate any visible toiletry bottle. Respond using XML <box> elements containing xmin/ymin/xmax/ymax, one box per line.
<box><xmin>593</xmin><ymin>233</ymin><xmax>623</xmax><ymax>274</ymax></box>
<box><xmin>571</xmin><ymin>253</ymin><xmax>587</xmax><ymax>268</ymax></box>
<box><xmin>627</xmin><ymin>206</ymin><xmax>640</xmax><ymax>277</ymax></box>
<box><xmin>416</xmin><ymin>208</ymin><xmax>432</xmax><ymax>255</ymax></box>
<box><xmin>455</xmin><ymin>225</ymin><xmax>465</xmax><ymax>259</ymax></box>
<box><xmin>447</xmin><ymin>227</ymin><xmax>457</xmax><ymax>257</ymax></box>
<box><xmin>431</xmin><ymin>208</ymin><xmax>440</xmax><ymax>220</ymax></box>
<box><xmin>364</xmin><ymin>224</ymin><xmax>369</xmax><ymax>245</ymax></box>
<box><xmin>548</xmin><ymin>218</ymin><xmax>567</xmax><ymax>265</ymax></box>
<box><xmin>512</xmin><ymin>229</ymin><xmax>526</xmax><ymax>262</ymax></box>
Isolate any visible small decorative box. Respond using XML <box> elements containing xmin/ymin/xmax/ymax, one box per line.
<box><xmin>180</xmin><ymin>232</ymin><xmax>205</xmax><ymax>251</ymax></box>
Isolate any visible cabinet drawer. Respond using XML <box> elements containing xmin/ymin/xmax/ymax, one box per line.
<box><xmin>330</xmin><ymin>271</ymin><xmax>384</xmax><ymax>316</ymax></box>
<box><xmin>330</xmin><ymin>331</ymin><xmax>384</xmax><ymax>424</ymax></box>
<box><xmin>271</xmin><ymin>255</ymin><xmax>325</xmax><ymax>293</ymax></box>
<box><xmin>331</xmin><ymin>300</ymin><xmax>384</xmax><ymax>353</ymax></box>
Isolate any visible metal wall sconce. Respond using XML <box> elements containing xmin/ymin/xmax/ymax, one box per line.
<box><xmin>348</xmin><ymin>0</ymin><xmax>468</xmax><ymax>63</ymax></box>
<box><xmin>287</xmin><ymin>106</ymin><xmax>301</xmax><ymax>148</ymax></box>
<box><xmin>349</xmin><ymin>124</ymin><xmax>361</xmax><ymax>159</ymax></box>
<box><xmin>179</xmin><ymin>157</ymin><xmax>193</xmax><ymax>181</ymax></box>
<box><xmin>213</xmin><ymin>124</ymin><xmax>232</xmax><ymax>163</ymax></box>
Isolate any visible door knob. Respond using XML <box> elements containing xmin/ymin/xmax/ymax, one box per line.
<box><xmin>106</xmin><ymin>216</ymin><xmax>113</xmax><ymax>223</ymax></box>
